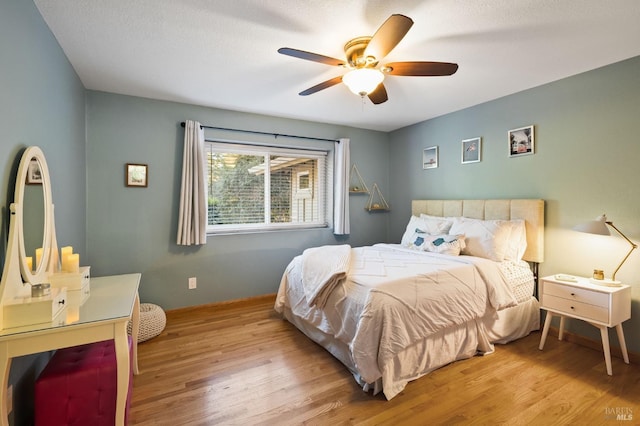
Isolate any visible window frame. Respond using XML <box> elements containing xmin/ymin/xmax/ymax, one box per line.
<box><xmin>205</xmin><ymin>140</ymin><xmax>331</xmax><ymax>235</ymax></box>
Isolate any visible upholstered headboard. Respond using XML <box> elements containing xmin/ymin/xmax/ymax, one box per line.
<box><xmin>411</xmin><ymin>199</ymin><xmax>545</xmax><ymax>263</ymax></box>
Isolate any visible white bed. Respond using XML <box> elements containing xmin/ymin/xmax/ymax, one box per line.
<box><xmin>275</xmin><ymin>199</ymin><xmax>544</xmax><ymax>399</ymax></box>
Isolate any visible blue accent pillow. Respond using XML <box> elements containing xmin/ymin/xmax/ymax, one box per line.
<box><xmin>423</xmin><ymin>234</ymin><xmax>466</xmax><ymax>256</ymax></box>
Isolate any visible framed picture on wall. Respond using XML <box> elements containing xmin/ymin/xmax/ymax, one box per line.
<box><xmin>422</xmin><ymin>146</ymin><xmax>438</xmax><ymax>169</ymax></box>
<box><xmin>508</xmin><ymin>125</ymin><xmax>535</xmax><ymax>157</ymax></box>
<box><xmin>461</xmin><ymin>137</ymin><xmax>481</xmax><ymax>164</ymax></box>
<box><xmin>126</xmin><ymin>163</ymin><xmax>148</xmax><ymax>187</ymax></box>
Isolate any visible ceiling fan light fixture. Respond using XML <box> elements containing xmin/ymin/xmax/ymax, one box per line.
<box><xmin>342</xmin><ymin>68</ymin><xmax>384</xmax><ymax>96</ymax></box>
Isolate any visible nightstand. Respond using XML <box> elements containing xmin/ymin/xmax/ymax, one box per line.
<box><xmin>538</xmin><ymin>275</ymin><xmax>631</xmax><ymax>375</ymax></box>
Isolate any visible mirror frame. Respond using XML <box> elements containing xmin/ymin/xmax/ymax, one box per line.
<box><xmin>13</xmin><ymin>147</ymin><xmax>54</xmax><ymax>285</ymax></box>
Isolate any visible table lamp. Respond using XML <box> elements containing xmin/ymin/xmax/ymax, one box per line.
<box><xmin>573</xmin><ymin>214</ymin><xmax>637</xmax><ymax>285</ymax></box>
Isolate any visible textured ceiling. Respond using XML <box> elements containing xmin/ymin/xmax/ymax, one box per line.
<box><xmin>34</xmin><ymin>0</ymin><xmax>640</xmax><ymax>132</ymax></box>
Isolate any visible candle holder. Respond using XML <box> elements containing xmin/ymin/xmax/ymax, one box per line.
<box><xmin>31</xmin><ymin>283</ymin><xmax>51</xmax><ymax>298</ymax></box>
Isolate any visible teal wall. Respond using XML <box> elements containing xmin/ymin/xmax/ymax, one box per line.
<box><xmin>85</xmin><ymin>91</ymin><xmax>390</xmax><ymax>310</ymax></box>
<box><xmin>0</xmin><ymin>0</ymin><xmax>86</xmax><ymax>424</ymax></box>
<box><xmin>388</xmin><ymin>56</ymin><xmax>640</xmax><ymax>354</ymax></box>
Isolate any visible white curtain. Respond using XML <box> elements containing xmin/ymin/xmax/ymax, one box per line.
<box><xmin>177</xmin><ymin>120</ymin><xmax>207</xmax><ymax>245</ymax></box>
<box><xmin>333</xmin><ymin>138</ymin><xmax>350</xmax><ymax>235</ymax></box>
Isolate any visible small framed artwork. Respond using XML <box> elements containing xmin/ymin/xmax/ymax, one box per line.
<box><xmin>461</xmin><ymin>137</ymin><xmax>481</xmax><ymax>164</ymax></box>
<box><xmin>126</xmin><ymin>163</ymin><xmax>148</xmax><ymax>187</ymax></box>
<box><xmin>26</xmin><ymin>159</ymin><xmax>42</xmax><ymax>184</ymax></box>
<box><xmin>508</xmin><ymin>125</ymin><xmax>534</xmax><ymax>157</ymax></box>
<box><xmin>422</xmin><ymin>146</ymin><xmax>438</xmax><ymax>169</ymax></box>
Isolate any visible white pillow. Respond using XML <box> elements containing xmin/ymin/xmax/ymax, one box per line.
<box><xmin>401</xmin><ymin>215</ymin><xmax>453</xmax><ymax>247</ymax></box>
<box><xmin>449</xmin><ymin>217</ymin><xmax>513</xmax><ymax>262</ymax></box>
<box><xmin>505</xmin><ymin>219</ymin><xmax>527</xmax><ymax>261</ymax></box>
<box><xmin>417</xmin><ymin>214</ymin><xmax>453</xmax><ymax>234</ymax></box>
<box><xmin>423</xmin><ymin>234</ymin><xmax>466</xmax><ymax>256</ymax></box>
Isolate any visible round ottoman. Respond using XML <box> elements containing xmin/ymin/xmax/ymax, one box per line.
<box><xmin>128</xmin><ymin>303</ymin><xmax>166</xmax><ymax>343</ymax></box>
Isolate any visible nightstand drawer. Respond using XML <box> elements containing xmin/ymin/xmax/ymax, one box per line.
<box><xmin>543</xmin><ymin>294</ymin><xmax>608</xmax><ymax>323</ymax></box>
<box><xmin>543</xmin><ymin>282</ymin><xmax>609</xmax><ymax>308</ymax></box>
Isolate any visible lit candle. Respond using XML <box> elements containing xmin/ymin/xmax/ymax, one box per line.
<box><xmin>35</xmin><ymin>248</ymin><xmax>43</xmax><ymax>270</ymax></box>
<box><xmin>61</xmin><ymin>246</ymin><xmax>73</xmax><ymax>258</ymax></box>
<box><xmin>63</xmin><ymin>253</ymin><xmax>80</xmax><ymax>273</ymax></box>
<box><xmin>59</xmin><ymin>246</ymin><xmax>72</xmax><ymax>273</ymax></box>
<box><xmin>68</xmin><ymin>254</ymin><xmax>80</xmax><ymax>273</ymax></box>
<box><xmin>62</xmin><ymin>254</ymin><xmax>71</xmax><ymax>272</ymax></box>
<box><xmin>26</xmin><ymin>256</ymin><xmax>33</xmax><ymax>271</ymax></box>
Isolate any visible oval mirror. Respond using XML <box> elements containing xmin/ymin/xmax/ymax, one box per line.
<box><xmin>15</xmin><ymin>147</ymin><xmax>53</xmax><ymax>285</ymax></box>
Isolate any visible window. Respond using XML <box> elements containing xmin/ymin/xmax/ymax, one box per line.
<box><xmin>206</xmin><ymin>141</ymin><xmax>329</xmax><ymax>233</ymax></box>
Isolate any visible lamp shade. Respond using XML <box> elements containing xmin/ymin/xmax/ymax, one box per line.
<box><xmin>573</xmin><ymin>214</ymin><xmax>611</xmax><ymax>236</ymax></box>
<box><xmin>342</xmin><ymin>68</ymin><xmax>384</xmax><ymax>96</ymax></box>
<box><xmin>572</xmin><ymin>213</ymin><xmax>637</xmax><ymax>283</ymax></box>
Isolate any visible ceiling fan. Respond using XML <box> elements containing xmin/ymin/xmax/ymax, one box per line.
<box><xmin>278</xmin><ymin>14</ymin><xmax>458</xmax><ymax>105</ymax></box>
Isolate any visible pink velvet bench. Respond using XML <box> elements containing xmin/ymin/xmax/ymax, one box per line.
<box><xmin>34</xmin><ymin>337</ymin><xmax>133</xmax><ymax>426</ymax></box>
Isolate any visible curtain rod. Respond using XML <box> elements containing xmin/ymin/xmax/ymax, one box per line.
<box><xmin>180</xmin><ymin>122</ymin><xmax>339</xmax><ymax>143</ymax></box>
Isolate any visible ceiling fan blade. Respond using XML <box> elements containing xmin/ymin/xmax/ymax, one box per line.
<box><xmin>299</xmin><ymin>76</ymin><xmax>343</xmax><ymax>96</ymax></box>
<box><xmin>367</xmin><ymin>83</ymin><xmax>388</xmax><ymax>105</ymax></box>
<box><xmin>384</xmin><ymin>61</ymin><xmax>459</xmax><ymax>76</ymax></box>
<box><xmin>363</xmin><ymin>14</ymin><xmax>414</xmax><ymax>61</ymax></box>
<box><xmin>278</xmin><ymin>47</ymin><xmax>345</xmax><ymax>67</ymax></box>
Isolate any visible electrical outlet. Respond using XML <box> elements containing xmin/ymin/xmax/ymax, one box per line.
<box><xmin>7</xmin><ymin>384</ymin><xmax>12</xmax><ymax>415</ymax></box>
<box><xmin>188</xmin><ymin>277</ymin><xmax>197</xmax><ymax>290</ymax></box>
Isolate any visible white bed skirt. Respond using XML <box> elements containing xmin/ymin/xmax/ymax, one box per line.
<box><xmin>280</xmin><ymin>296</ymin><xmax>539</xmax><ymax>399</ymax></box>
<box><xmin>484</xmin><ymin>296</ymin><xmax>540</xmax><ymax>344</ymax></box>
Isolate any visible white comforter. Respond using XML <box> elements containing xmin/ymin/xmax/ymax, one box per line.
<box><xmin>301</xmin><ymin>244</ymin><xmax>351</xmax><ymax>308</ymax></box>
<box><xmin>275</xmin><ymin>244</ymin><xmax>519</xmax><ymax>397</ymax></box>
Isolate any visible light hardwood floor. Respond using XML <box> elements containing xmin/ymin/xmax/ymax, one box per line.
<box><xmin>130</xmin><ymin>295</ymin><xmax>640</xmax><ymax>425</ymax></box>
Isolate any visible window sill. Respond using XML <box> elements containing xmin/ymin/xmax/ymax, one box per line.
<box><xmin>207</xmin><ymin>223</ymin><xmax>328</xmax><ymax>236</ymax></box>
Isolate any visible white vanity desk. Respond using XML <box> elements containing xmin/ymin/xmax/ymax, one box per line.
<box><xmin>0</xmin><ymin>273</ymin><xmax>141</xmax><ymax>426</ymax></box>
<box><xmin>0</xmin><ymin>147</ymin><xmax>143</xmax><ymax>425</ymax></box>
